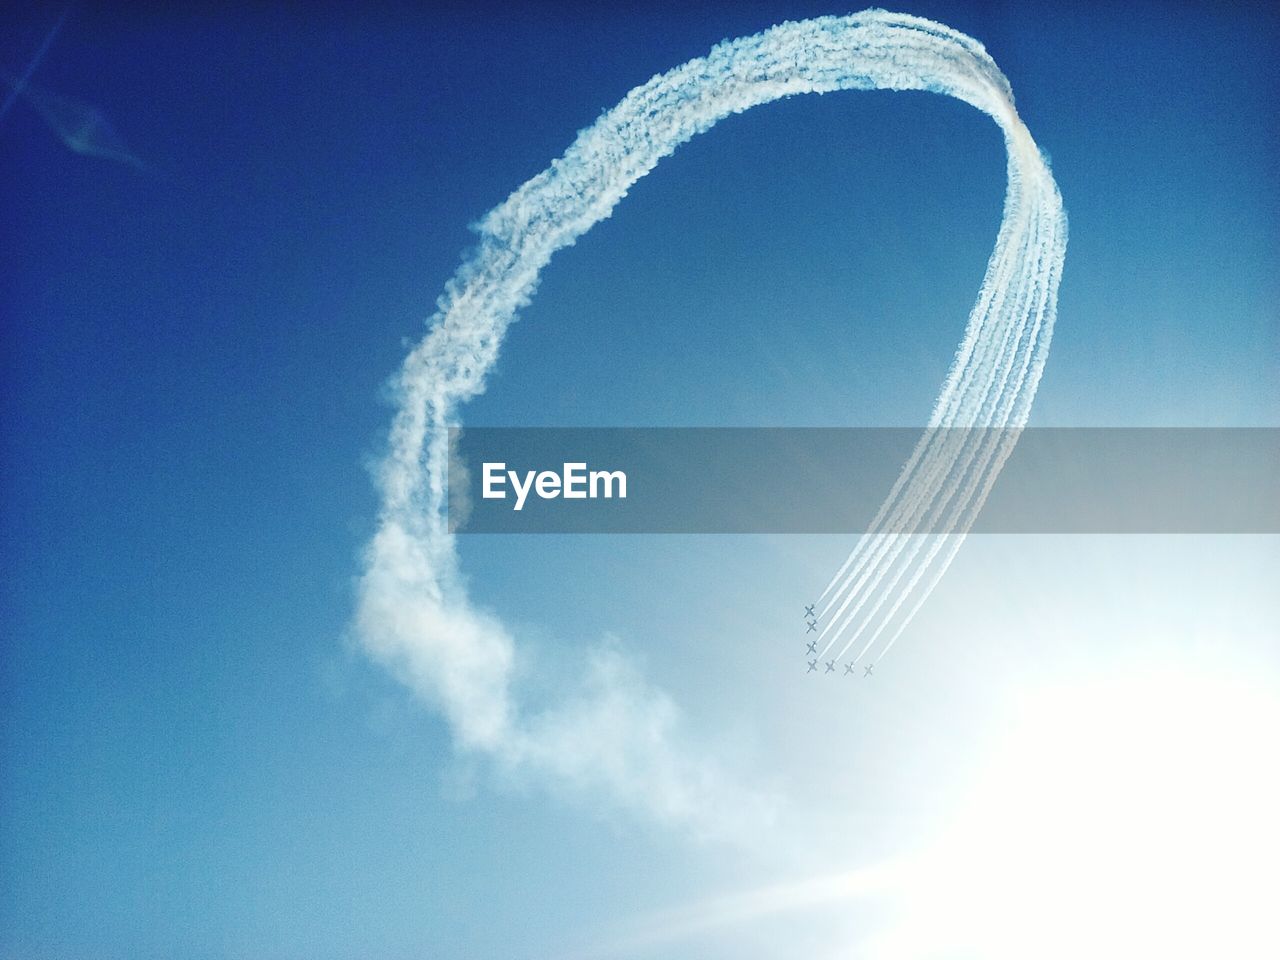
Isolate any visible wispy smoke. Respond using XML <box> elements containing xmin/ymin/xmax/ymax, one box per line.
<box><xmin>5</xmin><ymin>78</ymin><xmax>146</xmax><ymax>170</ymax></box>
<box><xmin>357</xmin><ymin>10</ymin><xmax>1065</xmax><ymax>834</ymax></box>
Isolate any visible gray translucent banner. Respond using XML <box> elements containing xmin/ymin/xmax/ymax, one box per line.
<box><xmin>447</xmin><ymin>428</ymin><xmax>1279</xmax><ymax>534</ymax></box>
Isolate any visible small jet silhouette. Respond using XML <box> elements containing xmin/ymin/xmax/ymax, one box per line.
<box><xmin>803</xmin><ymin>604</ymin><xmax>815</xmax><ymax>618</ymax></box>
<box><xmin>806</xmin><ymin>640</ymin><xmax>817</xmax><ymax>654</ymax></box>
<box><xmin>806</xmin><ymin>660</ymin><xmax>818</xmax><ymax>673</ymax></box>
<box><xmin>864</xmin><ymin>664</ymin><xmax>874</xmax><ymax>677</ymax></box>
<box><xmin>844</xmin><ymin>663</ymin><xmax>855</xmax><ymax>675</ymax></box>
<box><xmin>806</xmin><ymin>621</ymin><xmax>817</xmax><ymax>633</ymax></box>
<box><xmin>824</xmin><ymin>660</ymin><xmax>835</xmax><ymax>674</ymax></box>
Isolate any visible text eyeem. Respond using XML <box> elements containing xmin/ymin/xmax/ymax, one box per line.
<box><xmin>481</xmin><ymin>462</ymin><xmax>627</xmax><ymax>511</ymax></box>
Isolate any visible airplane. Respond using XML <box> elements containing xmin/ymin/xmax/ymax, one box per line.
<box><xmin>803</xmin><ymin>604</ymin><xmax>815</xmax><ymax>618</ymax></box>
<box><xmin>806</xmin><ymin>640</ymin><xmax>817</xmax><ymax>654</ymax></box>
<box><xmin>806</xmin><ymin>621</ymin><xmax>817</xmax><ymax>633</ymax></box>
<box><xmin>824</xmin><ymin>660</ymin><xmax>835</xmax><ymax>673</ymax></box>
<box><xmin>844</xmin><ymin>663</ymin><xmax>855</xmax><ymax>675</ymax></box>
<box><xmin>864</xmin><ymin>664</ymin><xmax>874</xmax><ymax>677</ymax></box>
<box><xmin>807</xmin><ymin>660</ymin><xmax>818</xmax><ymax>673</ymax></box>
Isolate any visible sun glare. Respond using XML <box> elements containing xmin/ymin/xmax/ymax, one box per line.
<box><xmin>880</xmin><ymin>664</ymin><xmax>1280</xmax><ymax>958</ymax></box>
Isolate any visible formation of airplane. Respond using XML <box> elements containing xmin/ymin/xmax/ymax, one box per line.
<box><xmin>802</xmin><ymin>656</ymin><xmax>875</xmax><ymax>678</ymax></box>
<box><xmin>800</xmin><ymin>603</ymin><xmax>873</xmax><ymax>677</ymax></box>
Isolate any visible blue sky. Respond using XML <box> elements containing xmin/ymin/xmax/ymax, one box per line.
<box><xmin>2</xmin><ymin>3</ymin><xmax>1277</xmax><ymax>959</ymax></box>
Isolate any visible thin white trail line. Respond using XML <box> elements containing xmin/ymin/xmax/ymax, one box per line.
<box><xmin>0</xmin><ymin>6</ymin><xmax>70</xmax><ymax>124</ymax></box>
<box><xmin>825</xmin><ymin>185</ymin><xmax>1055</xmax><ymax>663</ymax></box>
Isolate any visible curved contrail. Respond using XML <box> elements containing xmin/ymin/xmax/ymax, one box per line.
<box><xmin>357</xmin><ymin>9</ymin><xmax>1065</xmax><ymax>830</ymax></box>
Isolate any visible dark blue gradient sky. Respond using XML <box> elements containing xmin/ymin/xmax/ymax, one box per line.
<box><xmin>2</xmin><ymin>3</ymin><xmax>1276</xmax><ymax>958</ymax></box>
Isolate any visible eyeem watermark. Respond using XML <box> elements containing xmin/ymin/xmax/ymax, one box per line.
<box><xmin>448</xmin><ymin>427</ymin><xmax>1280</xmax><ymax>534</ymax></box>
<box><xmin>481</xmin><ymin>462</ymin><xmax>627</xmax><ymax>511</ymax></box>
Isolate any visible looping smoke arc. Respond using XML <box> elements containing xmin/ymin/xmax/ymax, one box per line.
<box><xmin>358</xmin><ymin>10</ymin><xmax>1066</xmax><ymax>832</ymax></box>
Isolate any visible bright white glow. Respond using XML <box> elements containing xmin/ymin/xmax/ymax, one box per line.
<box><xmin>880</xmin><ymin>666</ymin><xmax>1280</xmax><ymax>958</ymax></box>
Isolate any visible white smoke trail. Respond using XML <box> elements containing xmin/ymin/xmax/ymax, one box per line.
<box><xmin>0</xmin><ymin>7</ymin><xmax>69</xmax><ymax>124</ymax></box>
<box><xmin>819</xmin><ymin>173</ymin><xmax>1064</xmax><ymax>664</ymax></box>
<box><xmin>357</xmin><ymin>9</ymin><xmax>1065</xmax><ymax>833</ymax></box>
<box><xmin>815</xmin><ymin>56</ymin><xmax>1064</xmax><ymax>666</ymax></box>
